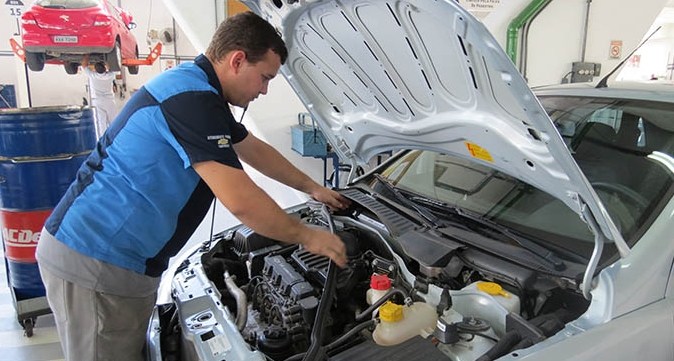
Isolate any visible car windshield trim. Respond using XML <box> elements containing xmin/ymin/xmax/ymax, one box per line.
<box><xmin>372</xmin><ymin>173</ymin><xmax>442</xmax><ymax>228</ymax></box>
<box><xmin>406</xmin><ymin>194</ymin><xmax>567</xmax><ymax>271</ymax></box>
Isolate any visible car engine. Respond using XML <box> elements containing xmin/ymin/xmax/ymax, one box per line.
<box><xmin>150</xmin><ymin>196</ymin><xmax>590</xmax><ymax>361</ymax></box>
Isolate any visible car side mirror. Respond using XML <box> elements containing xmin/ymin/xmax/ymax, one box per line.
<box><xmin>127</xmin><ymin>21</ymin><xmax>137</xmax><ymax>30</ymax></box>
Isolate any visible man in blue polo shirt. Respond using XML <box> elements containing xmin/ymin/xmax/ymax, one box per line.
<box><xmin>36</xmin><ymin>12</ymin><xmax>349</xmax><ymax>361</ymax></box>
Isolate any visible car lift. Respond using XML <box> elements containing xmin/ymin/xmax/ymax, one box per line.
<box><xmin>8</xmin><ymin>38</ymin><xmax>163</xmax><ymax>69</ymax></box>
<box><xmin>123</xmin><ymin>42</ymin><xmax>163</xmax><ymax>67</ymax></box>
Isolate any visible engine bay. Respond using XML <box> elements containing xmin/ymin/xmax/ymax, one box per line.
<box><xmin>152</xmin><ymin>197</ymin><xmax>591</xmax><ymax>361</ymax></box>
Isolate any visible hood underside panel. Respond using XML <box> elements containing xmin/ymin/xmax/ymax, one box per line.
<box><xmin>245</xmin><ymin>0</ymin><xmax>626</xmax><ymax>250</ymax></box>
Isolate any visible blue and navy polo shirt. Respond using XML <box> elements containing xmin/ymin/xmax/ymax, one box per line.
<box><xmin>44</xmin><ymin>54</ymin><xmax>248</xmax><ymax>277</ymax></box>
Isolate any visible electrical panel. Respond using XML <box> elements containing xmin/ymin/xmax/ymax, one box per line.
<box><xmin>570</xmin><ymin>62</ymin><xmax>601</xmax><ymax>83</ymax></box>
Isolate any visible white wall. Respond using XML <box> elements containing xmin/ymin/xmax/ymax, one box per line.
<box><xmin>245</xmin><ymin>76</ymin><xmax>325</xmax><ymax>183</ymax></box>
<box><xmin>619</xmin><ymin>7</ymin><xmax>674</xmax><ymax>81</ymax></box>
<box><xmin>485</xmin><ymin>0</ymin><xmax>671</xmax><ymax>86</ymax></box>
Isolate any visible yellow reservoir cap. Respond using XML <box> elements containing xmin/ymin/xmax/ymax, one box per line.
<box><xmin>379</xmin><ymin>301</ymin><xmax>403</xmax><ymax>322</ymax></box>
<box><xmin>477</xmin><ymin>282</ymin><xmax>510</xmax><ymax>298</ymax></box>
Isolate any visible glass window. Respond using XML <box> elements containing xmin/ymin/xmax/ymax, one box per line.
<box><xmin>540</xmin><ymin>96</ymin><xmax>674</xmax><ymax>245</ymax></box>
<box><xmin>36</xmin><ymin>0</ymin><xmax>101</xmax><ymax>9</ymax></box>
<box><xmin>375</xmin><ymin>96</ymin><xmax>674</xmax><ymax>264</ymax></box>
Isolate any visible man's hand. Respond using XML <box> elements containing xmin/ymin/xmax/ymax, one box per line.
<box><xmin>298</xmin><ymin>227</ymin><xmax>347</xmax><ymax>267</ymax></box>
<box><xmin>195</xmin><ymin>160</ymin><xmax>349</xmax><ymax>267</ymax></box>
<box><xmin>233</xmin><ymin>135</ymin><xmax>352</xmax><ymax>211</ymax></box>
<box><xmin>310</xmin><ymin>186</ymin><xmax>351</xmax><ymax>210</ymax></box>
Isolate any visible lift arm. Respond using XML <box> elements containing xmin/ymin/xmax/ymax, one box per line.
<box><xmin>9</xmin><ymin>38</ymin><xmax>25</xmax><ymax>62</ymax></box>
<box><xmin>8</xmin><ymin>38</ymin><xmax>162</xmax><ymax>67</ymax></box>
<box><xmin>123</xmin><ymin>42</ymin><xmax>163</xmax><ymax>66</ymax></box>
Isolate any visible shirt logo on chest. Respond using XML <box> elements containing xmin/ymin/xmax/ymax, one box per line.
<box><xmin>207</xmin><ymin>134</ymin><xmax>231</xmax><ymax>148</ymax></box>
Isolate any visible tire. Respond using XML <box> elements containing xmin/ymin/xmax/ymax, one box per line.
<box><xmin>127</xmin><ymin>46</ymin><xmax>139</xmax><ymax>75</ymax></box>
<box><xmin>25</xmin><ymin>51</ymin><xmax>45</xmax><ymax>71</ymax></box>
<box><xmin>63</xmin><ymin>62</ymin><xmax>79</xmax><ymax>75</ymax></box>
<box><xmin>106</xmin><ymin>40</ymin><xmax>122</xmax><ymax>72</ymax></box>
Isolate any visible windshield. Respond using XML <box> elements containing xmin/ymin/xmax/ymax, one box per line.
<box><xmin>375</xmin><ymin>96</ymin><xmax>674</xmax><ymax>263</ymax></box>
<box><xmin>36</xmin><ymin>0</ymin><xmax>101</xmax><ymax>9</ymax></box>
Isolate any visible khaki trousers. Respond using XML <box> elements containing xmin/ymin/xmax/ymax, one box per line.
<box><xmin>40</xmin><ymin>266</ymin><xmax>156</xmax><ymax>361</ymax></box>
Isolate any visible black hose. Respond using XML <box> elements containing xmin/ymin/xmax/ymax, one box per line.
<box><xmin>354</xmin><ymin>288</ymin><xmax>407</xmax><ymax>322</ymax></box>
<box><xmin>476</xmin><ymin>331</ymin><xmax>521</xmax><ymax>361</ymax></box>
<box><xmin>301</xmin><ymin>206</ymin><xmax>340</xmax><ymax>361</ymax></box>
<box><xmin>326</xmin><ymin>319</ymin><xmax>377</xmax><ymax>350</ymax></box>
<box><xmin>285</xmin><ymin>319</ymin><xmax>377</xmax><ymax>361</ymax></box>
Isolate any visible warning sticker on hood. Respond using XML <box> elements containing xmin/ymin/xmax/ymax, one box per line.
<box><xmin>465</xmin><ymin>142</ymin><xmax>493</xmax><ymax>162</ymax></box>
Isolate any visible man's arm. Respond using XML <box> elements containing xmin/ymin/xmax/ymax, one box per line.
<box><xmin>193</xmin><ymin>160</ymin><xmax>347</xmax><ymax>267</ymax></box>
<box><xmin>233</xmin><ymin>133</ymin><xmax>350</xmax><ymax>209</ymax></box>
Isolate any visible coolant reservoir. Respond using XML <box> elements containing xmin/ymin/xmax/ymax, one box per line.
<box><xmin>372</xmin><ymin>301</ymin><xmax>437</xmax><ymax>346</ymax></box>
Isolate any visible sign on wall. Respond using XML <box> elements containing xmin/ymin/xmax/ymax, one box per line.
<box><xmin>609</xmin><ymin>40</ymin><xmax>623</xmax><ymax>59</ymax></box>
<box><xmin>5</xmin><ymin>0</ymin><xmax>23</xmax><ymax>17</ymax></box>
<box><xmin>459</xmin><ymin>0</ymin><xmax>501</xmax><ymax>19</ymax></box>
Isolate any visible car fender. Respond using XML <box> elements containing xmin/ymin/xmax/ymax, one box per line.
<box><xmin>499</xmin><ymin>297</ymin><xmax>674</xmax><ymax>361</ymax></box>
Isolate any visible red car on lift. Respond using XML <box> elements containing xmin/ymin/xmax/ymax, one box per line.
<box><xmin>20</xmin><ymin>0</ymin><xmax>140</xmax><ymax>75</ymax></box>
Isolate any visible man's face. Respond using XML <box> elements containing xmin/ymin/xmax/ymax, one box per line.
<box><xmin>228</xmin><ymin>49</ymin><xmax>281</xmax><ymax>108</ymax></box>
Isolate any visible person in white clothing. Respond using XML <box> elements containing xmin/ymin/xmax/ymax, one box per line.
<box><xmin>82</xmin><ymin>55</ymin><xmax>117</xmax><ymax>137</ymax></box>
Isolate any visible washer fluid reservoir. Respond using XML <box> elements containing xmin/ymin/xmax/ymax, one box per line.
<box><xmin>467</xmin><ymin>281</ymin><xmax>520</xmax><ymax>314</ymax></box>
<box><xmin>366</xmin><ymin>274</ymin><xmax>392</xmax><ymax>318</ymax></box>
<box><xmin>366</xmin><ymin>274</ymin><xmax>391</xmax><ymax>305</ymax></box>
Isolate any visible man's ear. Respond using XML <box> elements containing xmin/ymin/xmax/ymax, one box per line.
<box><xmin>230</xmin><ymin>50</ymin><xmax>246</xmax><ymax>73</ymax></box>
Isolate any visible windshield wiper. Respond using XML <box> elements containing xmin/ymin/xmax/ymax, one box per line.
<box><xmin>409</xmin><ymin>196</ymin><xmax>566</xmax><ymax>271</ymax></box>
<box><xmin>372</xmin><ymin>174</ymin><xmax>441</xmax><ymax>228</ymax></box>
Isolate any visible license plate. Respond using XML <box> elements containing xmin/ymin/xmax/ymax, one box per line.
<box><xmin>53</xmin><ymin>35</ymin><xmax>77</xmax><ymax>43</ymax></box>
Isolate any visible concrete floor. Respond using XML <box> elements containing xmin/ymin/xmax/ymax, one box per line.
<box><xmin>0</xmin><ymin>248</ymin><xmax>63</xmax><ymax>361</ymax></box>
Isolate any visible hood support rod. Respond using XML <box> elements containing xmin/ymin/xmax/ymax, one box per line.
<box><xmin>579</xmin><ymin>203</ymin><xmax>606</xmax><ymax>300</ymax></box>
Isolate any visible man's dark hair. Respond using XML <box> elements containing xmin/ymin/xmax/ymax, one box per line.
<box><xmin>94</xmin><ymin>62</ymin><xmax>107</xmax><ymax>74</ymax></box>
<box><xmin>206</xmin><ymin>11</ymin><xmax>288</xmax><ymax>65</ymax></box>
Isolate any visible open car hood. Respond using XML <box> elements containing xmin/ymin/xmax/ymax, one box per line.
<box><xmin>243</xmin><ymin>0</ymin><xmax>630</xmax><ymax>262</ymax></box>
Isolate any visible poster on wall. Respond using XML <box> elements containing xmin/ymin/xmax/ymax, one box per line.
<box><xmin>459</xmin><ymin>0</ymin><xmax>501</xmax><ymax>19</ymax></box>
<box><xmin>627</xmin><ymin>54</ymin><xmax>641</xmax><ymax>68</ymax></box>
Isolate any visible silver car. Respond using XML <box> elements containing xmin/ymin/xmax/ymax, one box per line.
<box><xmin>146</xmin><ymin>0</ymin><xmax>674</xmax><ymax>360</ymax></box>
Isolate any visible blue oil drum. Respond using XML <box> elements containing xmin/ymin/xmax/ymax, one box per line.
<box><xmin>0</xmin><ymin>106</ymin><xmax>96</xmax><ymax>300</ymax></box>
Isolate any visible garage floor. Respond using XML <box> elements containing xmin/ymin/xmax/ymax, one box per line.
<box><xmin>0</xmin><ymin>247</ymin><xmax>64</xmax><ymax>361</ymax></box>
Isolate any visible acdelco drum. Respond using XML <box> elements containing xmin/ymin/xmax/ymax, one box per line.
<box><xmin>0</xmin><ymin>105</ymin><xmax>96</xmax><ymax>300</ymax></box>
